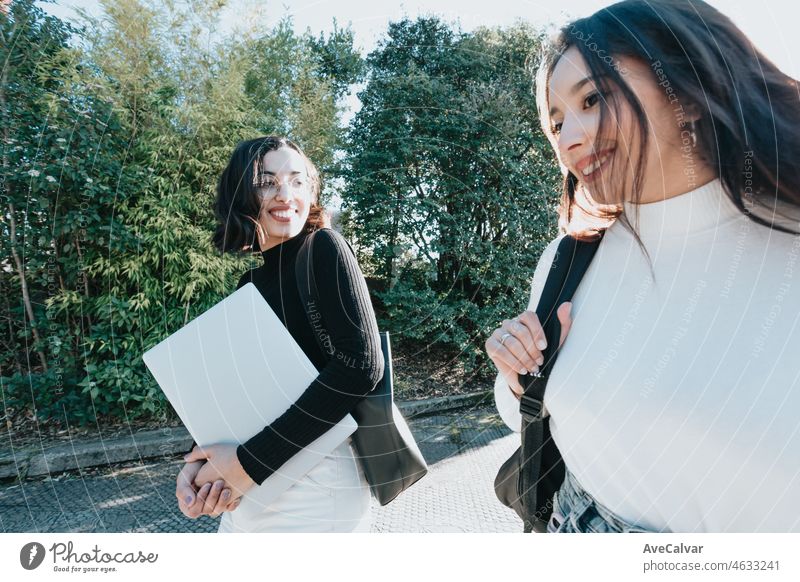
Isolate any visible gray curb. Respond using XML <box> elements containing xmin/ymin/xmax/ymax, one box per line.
<box><xmin>0</xmin><ymin>390</ymin><xmax>493</xmax><ymax>482</ymax></box>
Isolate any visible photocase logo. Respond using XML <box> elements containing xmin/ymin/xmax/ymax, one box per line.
<box><xmin>20</xmin><ymin>542</ymin><xmax>46</xmax><ymax>570</ymax></box>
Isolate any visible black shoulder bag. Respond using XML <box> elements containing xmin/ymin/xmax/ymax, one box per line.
<box><xmin>295</xmin><ymin>231</ymin><xmax>428</xmax><ymax>506</ymax></box>
<box><xmin>494</xmin><ymin>234</ymin><xmax>602</xmax><ymax>532</ymax></box>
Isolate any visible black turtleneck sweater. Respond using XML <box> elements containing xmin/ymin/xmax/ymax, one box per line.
<box><xmin>233</xmin><ymin>228</ymin><xmax>384</xmax><ymax>485</ymax></box>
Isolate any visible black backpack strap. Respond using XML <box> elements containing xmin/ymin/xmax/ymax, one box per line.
<box><xmin>517</xmin><ymin>234</ymin><xmax>603</xmax><ymax>531</ymax></box>
<box><xmin>520</xmin><ymin>235</ymin><xmax>603</xmax><ymax>419</ymax></box>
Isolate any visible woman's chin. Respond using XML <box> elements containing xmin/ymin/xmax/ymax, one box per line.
<box><xmin>265</xmin><ymin>221</ymin><xmax>302</xmax><ymax>240</ymax></box>
<box><xmin>581</xmin><ymin>179</ymin><xmax>623</xmax><ymax>207</ymax></box>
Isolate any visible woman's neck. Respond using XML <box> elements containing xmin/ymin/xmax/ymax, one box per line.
<box><xmin>635</xmin><ymin>164</ymin><xmax>718</xmax><ymax>205</ymax></box>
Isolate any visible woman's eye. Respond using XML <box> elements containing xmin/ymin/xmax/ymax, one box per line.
<box><xmin>551</xmin><ymin>122</ymin><xmax>563</xmax><ymax>135</ymax></box>
<box><xmin>584</xmin><ymin>92</ymin><xmax>601</xmax><ymax>108</ymax></box>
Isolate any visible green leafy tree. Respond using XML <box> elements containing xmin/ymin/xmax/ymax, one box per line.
<box><xmin>74</xmin><ymin>1</ymin><xmax>362</xmax><ymax>421</ymax></box>
<box><xmin>340</xmin><ymin>17</ymin><xmax>562</xmax><ymax>372</ymax></box>
<box><xmin>2</xmin><ymin>0</ymin><xmax>363</xmax><ymax>424</ymax></box>
<box><xmin>1</xmin><ymin>0</ymin><xmax>140</xmax><ymax>421</ymax></box>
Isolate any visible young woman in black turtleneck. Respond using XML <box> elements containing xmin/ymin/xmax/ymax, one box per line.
<box><xmin>174</xmin><ymin>136</ymin><xmax>383</xmax><ymax>532</ymax></box>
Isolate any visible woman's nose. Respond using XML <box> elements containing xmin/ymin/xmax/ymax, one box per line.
<box><xmin>273</xmin><ymin>182</ymin><xmax>294</xmax><ymax>201</ymax></box>
<box><xmin>558</xmin><ymin>116</ymin><xmax>590</xmax><ymax>156</ymax></box>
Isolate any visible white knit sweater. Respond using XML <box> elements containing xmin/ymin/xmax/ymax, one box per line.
<box><xmin>495</xmin><ymin>178</ymin><xmax>800</xmax><ymax>532</ymax></box>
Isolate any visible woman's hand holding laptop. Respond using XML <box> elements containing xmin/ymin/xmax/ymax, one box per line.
<box><xmin>175</xmin><ymin>447</ymin><xmax>253</xmax><ymax>519</ymax></box>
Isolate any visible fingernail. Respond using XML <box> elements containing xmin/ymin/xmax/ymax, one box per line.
<box><xmin>519</xmin><ymin>368</ymin><xmax>528</xmax><ymax>375</ymax></box>
<box><xmin>537</xmin><ymin>356</ymin><xmax>544</xmax><ymax>366</ymax></box>
<box><xmin>185</xmin><ymin>495</ymin><xmax>193</xmax><ymax>505</ymax></box>
<box><xmin>537</xmin><ymin>340</ymin><xmax>547</xmax><ymax>350</ymax></box>
<box><xmin>530</xmin><ymin>366</ymin><xmax>539</xmax><ymax>376</ymax></box>
<box><xmin>222</xmin><ymin>490</ymin><xmax>231</xmax><ymax>500</ymax></box>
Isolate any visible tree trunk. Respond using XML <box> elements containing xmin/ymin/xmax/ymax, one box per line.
<box><xmin>1</xmin><ymin>42</ymin><xmax>49</xmax><ymax>373</ymax></box>
<box><xmin>7</xmin><ymin>209</ymin><xmax>49</xmax><ymax>373</ymax></box>
<box><xmin>386</xmin><ymin>188</ymin><xmax>401</xmax><ymax>288</ymax></box>
<box><xmin>3</xmin><ymin>292</ymin><xmax>24</xmax><ymax>375</ymax></box>
<box><xmin>72</xmin><ymin>234</ymin><xmax>94</xmax><ymax>337</ymax></box>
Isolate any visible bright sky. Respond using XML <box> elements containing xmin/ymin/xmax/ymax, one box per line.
<box><xmin>44</xmin><ymin>0</ymin><xmax>800</xmax><ymax>80</ymax></box>
<box><xmin>37</xmin><ymin>0</ymin><xmax>800</xmax><ymax>212</ymax></box>
<box><xmin>42</xmin><ymin>0</ymin><xmax>800</xmax><ymax>128</ymax></box>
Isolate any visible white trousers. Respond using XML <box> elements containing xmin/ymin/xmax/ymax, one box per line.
<box><xmin>218</xmin><ymin>440</ymin><xmax>371</xmax><ymax>533</ymax></box>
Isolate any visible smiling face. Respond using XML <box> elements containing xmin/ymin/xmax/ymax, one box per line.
<box><xmin>254</xmin><ymin>146</ymin><xmax>314</xmax><ymax>249</ymax></box>
<box><xmin>545</xmin><ymin>45</ymin><xmax>712</xmax><ymax>205</ymax></box>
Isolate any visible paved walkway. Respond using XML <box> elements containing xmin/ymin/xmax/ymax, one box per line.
<box><xmin>0</xmin><ymin>406</ymin><xmax>523</xmax><ymax>533</ymax></box>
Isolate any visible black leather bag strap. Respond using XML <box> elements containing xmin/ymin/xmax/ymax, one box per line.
<box><xmin>295</xmin><ymin>232</ymin><xmax>333</xmax><ymax>357</ymax></box>
<box><xmin>294</xmin><ymin>231</ymin><xmax>380</xmax><ymax>369</ymax></box>
<box><xmin>517</xmin><ymin>234</ymin><xmax>602</xmax><ymax>529</ymax></box>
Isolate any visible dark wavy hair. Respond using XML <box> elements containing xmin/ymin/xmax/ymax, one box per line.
<box><xmin>212</xmin><ymin>136</ymin><xmax>329</xmax><ymax>253</ymax></box>
<box><xmin>536</xmin><ymin>0</ymin><xmax>800</xmax><ymax>239</ymax></box>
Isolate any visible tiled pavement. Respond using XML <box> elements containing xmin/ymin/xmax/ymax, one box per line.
<box><xmin>0</xmin><ymin>406</ymin><xmax>523</xmax><ymax>533</ymax></box>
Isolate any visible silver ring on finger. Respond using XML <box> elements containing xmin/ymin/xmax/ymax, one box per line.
<box><xmin>499</xmin><ymin>332</ymin><xmax>512</xmax><ymax>346</ymax></box>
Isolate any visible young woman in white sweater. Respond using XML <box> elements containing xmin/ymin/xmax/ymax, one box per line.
<box><xmin>487</xmin><ymin>0</ymin><xmax>800</xmax><ymax>532</ymax></box>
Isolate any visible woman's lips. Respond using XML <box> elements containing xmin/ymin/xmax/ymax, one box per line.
<box><xmin>268</xmin><ymin>208</ymin><xmax>296</xmax><ymax>223</ymax></box>
<box><xmin>576</xmin><ymin>149</ymin><xmax>615</xmax><ymax>182</ymax></box>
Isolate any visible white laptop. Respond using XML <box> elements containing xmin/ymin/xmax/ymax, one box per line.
<box><xmin>142</xmin><ymin>282</ymin><xmax>358</xmax><ymax>509</ymax></box>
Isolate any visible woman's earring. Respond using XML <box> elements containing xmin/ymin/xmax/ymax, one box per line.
<box><xmin>690</xmin><ymin>120</ymin><xmax>698</xmax><ymax>149</ymax></box>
